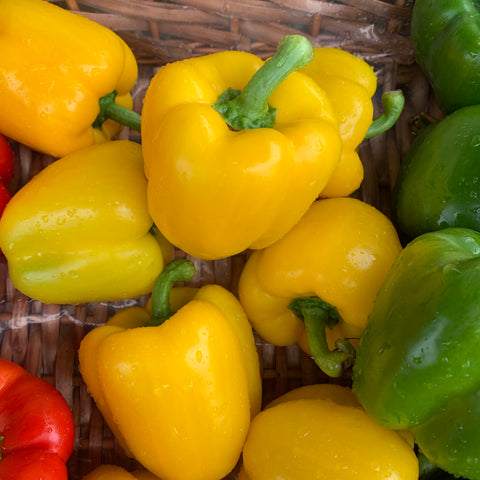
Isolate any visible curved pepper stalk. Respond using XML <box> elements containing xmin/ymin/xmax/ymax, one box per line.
<box><xmin>212</xmin><ymin>34</ymin><xmax>314</xmax><ymax>130</ymax></box>
<box><xmin>289</xmin><ymin>296</ymin><xmax>356</xmax><ymax>377</ymax></box>
<box><xmin>144</xmin><ymin>258</ymin><xmax>196</xmax><ymax>326</ymax></box>
<box><xmin>365</xmin><ymin>89</ymin><xmax>405</xmax><ymax>139</ymax></box>
<box><xmin>94</xmin><ymin>90</ymin><xmax>142</xmax><ymax>132</ymax></box>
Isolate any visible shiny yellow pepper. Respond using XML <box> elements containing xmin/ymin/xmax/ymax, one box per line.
<box><xmin>0</xmin><ymin>140</ymin><xmax>164</xmax><ymax>304</ymax></box>
<box><xmin>0</xmin><ymin>0</ymin><xmax>140</xmax><ymax>158</ymax></box>
<box><xmin>82</xmin><ymin>465</ymin><xmax>161</xmax><ymax>480</ymax></box>
<box><xmin>237</xmin><ymin>384</ymin><xmax>419</xmax><ymax>480</ymax></box>
<box><xmin>141</xmin><ymin>35</ymin><xmax>343</xmax><ymax>260</ymax></box>
<box><xmin>300</xmin><ymin>47</ymin><xmax>377</xmax><ymax>197</ymax></box>
<box><xmin>79</xmin><ymin>259</ymin><xmax>262</xmax><ymax>480</ymax></box>
<box><xmin>238</xmin><ymin>197</ymin><xmax>402</xmax><ymax>377</ymax></box>
<box><xmin>301</xmin><ymin>47</ymin><xmax>405</xmax><ymax>197</ymax></box>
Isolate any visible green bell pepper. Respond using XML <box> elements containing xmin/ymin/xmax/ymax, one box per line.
<box><xmin>392</xmin><ymin>105</ymin><xmax>480</xmax><ymax>240</ymax></box>
<box><xmin>411</xmin><ymin>0</ymin><xmax>480</xmax><ymax>114</ymax></box>
<box><xmin>352</xmin><ymin>227</ymin><xmax>480</xmax><ymax>480</ymax></box>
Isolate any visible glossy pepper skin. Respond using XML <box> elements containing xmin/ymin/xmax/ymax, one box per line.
<box><xmin>411</xmin><ymin>0</ymin><xmax>480</xmax><ymax>114</ymax></box>
<box><xmin>392</xmin><ymin>106</ymin><xmax>480</xmax><ymax>240</ymax></box>
<box><xmin>353</xmin><ymin>227</ymin><xmax>480</xmax><ymax>480</ymax></box>
<box><xmin>83</xmin><ymin>465</ymin><xmax>161</xmax><ymax>480</ymax></box>
<box><xmin>0</xmin><ymin>0</ymin><xmax>138</xmax><ymax>158</ymax></box>
<box><xmin>0</xmin><ymin>359</ymin><xmax>75</xmax><ymax>480</ymax></box>
<box><xmin>142</xmin><ymin>35</ymin><xmax>343</xmax><ymax>260</ymax></box>
<box><xmin>0</xmin><ymin>135</ymin><xmax>14</xmax><ymax>219</ymax></box>
<box><xmin>238</xmin><ymin>197</ymin><xmax>402</xmax><ymax>377</ymax></box>
<box><xmin>0</xmin><ymin>140</ymin><xmax>164</xmax><ymax>305</ymax></box>
<box><xmin>237</xmin><ymin>384</ymin><xmax>418</xmax><ymax>480</ymax></box>
<box><xmin>299</xmin><ymin>47</ymin><xmax>377</xmax><ymax>197</ymax></box>
<box><xmin>79</xmin><ymin>259</ymin><xmax>261</xmax><ymax>480</ymax></box>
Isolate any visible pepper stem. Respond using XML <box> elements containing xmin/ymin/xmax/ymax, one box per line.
<box><xmin>365</xmin><ymin>89</ymin><xmax>405</xmax><ymax>139</ymax></box>
<box><xmin>145</xmin><ymin>259</ymin><xmax>196</xmax><ymax>327</ymax></box>
<box><xmin>289</xmin><ymin>296</ymin><xmax>355</xmax><ymax>377</ymax></box>
<box><xmin>93</xmin><ymin>90</ymin><xmax>142</xmax><ymax>132</ymax></box>
<box><xmin>212</xmin><ymin>34</ymin><xmax>314</xmax><ymax>130</ymax></box>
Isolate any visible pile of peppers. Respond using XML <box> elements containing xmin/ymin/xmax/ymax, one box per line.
<box><xmin>349</xmin><ymin>2</ymin><xmax>480</xmax><ymax>480</ymax></box>
<box><xmin>5</xmin><ymin>0</ymin><xmax>467</xmax><ymax>479</ymax></box>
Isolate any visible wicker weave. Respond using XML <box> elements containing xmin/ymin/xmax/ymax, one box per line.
<box><xmin>1</xmin><ymin>1</ymin><xmax>434</xmax><ymax>478</ymax></box>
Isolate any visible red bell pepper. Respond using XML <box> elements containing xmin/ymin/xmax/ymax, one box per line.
<box><xmin>0</xmin><ymin>135</ymin><xmax>14</xmax><ymax>217</ymax></box>
<box><xmin>0</xmin><ymin>359</ymin><xmax>75</xmax><ymax>480</ymax></box>
<box><xmin>0</xmin><ymin>135</ymin><xmax>14</xmax><ymax>184</ymax></box>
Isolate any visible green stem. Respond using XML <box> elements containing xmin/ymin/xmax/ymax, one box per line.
<box><xmin>212</xmin><ymin>34</ymin><xmax>314</xmax><ymax>130</ymax></box>
<box><xmin>145</xmin><ymin>259</ymin><xmax>196</xmax><ymax>327</ymax></box>
<box><xmin>93</xmin><ymin>90</ymin><xmax>142</xmax><ymax>132</ymax></box>
<box><xmin>289</xmin><ymin>296</ymin><xmax>355</xmax><ymax>377</ymax></box>
<box><xmin>365</xmin><ymin>89</ymin><xmax>405</xmax><ymax>139</ymax></box>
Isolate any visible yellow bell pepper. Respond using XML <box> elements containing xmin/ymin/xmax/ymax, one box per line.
<box><xmin>237</xmin><ymin>384</ymin><xmax>419</xmax><ymax>480</ymax></box>
<box><xmin>0</xmin><ymin>0</ymin><xmax>140</xmax><ymax>158</ymax></box>
<box><xmin>79</xmin><ymin>259</ymin><xmax>261</xmax><ymax>480</ymax></box>
<box><xmin>0</xmin><ymin>140</ymin><xmax>164</xmax><ymax>304</ymax></box>
<box><xmin>300</xmin><ymin>47</ymin><xmax>405</xmax><ymax>197</ymax></box>
<box><xmin>131</xmin><ymin>471</ymin><xmax>162</xmax><ymax>480</ymax></box>
<box><xmin>299</xmin><ymin>47</ymin><xmax>376</xmax><ymax>197</ymax></box>
<box><xmin>82</xmin><ymin>465</ymin><xmax>161</xmax><ymax>480</ymax></box>
<box><xmin>141</xmin><ymin>35</ymin><xmax>343</xmax><ymax>260</ymax></box>
<box><xmin>238</xmin><ymin>197</ymin><xmax>402</xmax><ymax>377</ymax></box>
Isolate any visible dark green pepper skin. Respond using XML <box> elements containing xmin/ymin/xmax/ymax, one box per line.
<box><xmin>411</xmin><ymin>0</ymin><xmax>480</xmax><ymax>114</ymax></box>
<box><xmin>352</xmin><ymin>227</ymin><xmax>480</xmax><ymax>479</ymax></box>
<box><xmin>392</xmin><ymin>105</ymin><xmax>480</xmax><ymax>240</ymax></box>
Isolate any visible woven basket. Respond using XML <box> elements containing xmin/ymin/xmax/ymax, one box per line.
<box><xmin>2</xmin><ymin>1</ymin><xmax>434</xmax><ymax>478</ymax></box>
